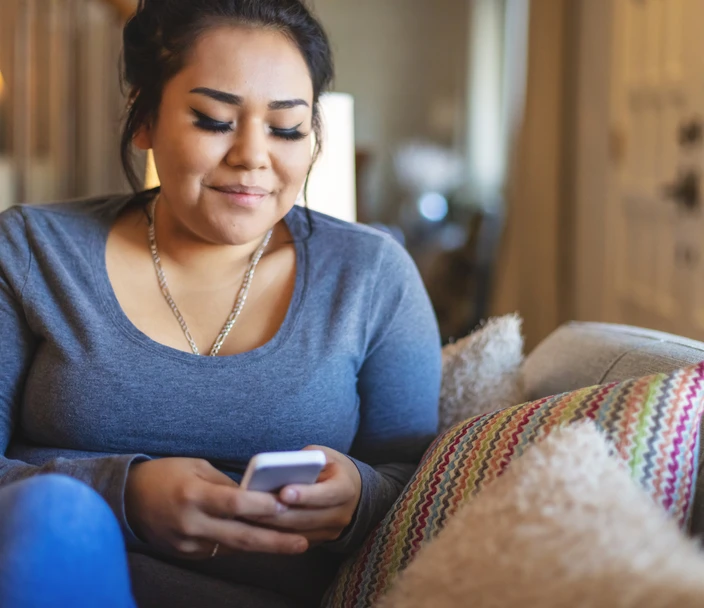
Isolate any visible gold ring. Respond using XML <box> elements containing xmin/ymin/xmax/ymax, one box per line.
<box><xmin>210</xmin><ymin>542</ymin><xmax>220</xmax><ymax>559</ymax></box>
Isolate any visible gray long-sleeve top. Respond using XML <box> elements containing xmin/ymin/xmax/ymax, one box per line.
<box><xmin>0</xmin><ymin>193</ymin><xmax>441</xmax><ymax>603</ymax></box>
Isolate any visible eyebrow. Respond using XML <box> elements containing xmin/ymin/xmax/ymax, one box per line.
<box><xmin>189</xmin><ymin>87</ymin><xmax>309</xmax><ymax>109</ymax></box>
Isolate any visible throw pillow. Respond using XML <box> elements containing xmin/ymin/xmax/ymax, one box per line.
<box><xmin>380</xmin><ymin>422</ymin><xmax>704</xmax><ymax>608</ymax></box>
<box><xmin>439</xmin><ymin>313</ymin><xmax>525</xmax><ymax>432</ymax></box>
<box><xmin>324</xmin><ymin>362</ymin><xmax>704</xmax><ymax>608</ymax></box>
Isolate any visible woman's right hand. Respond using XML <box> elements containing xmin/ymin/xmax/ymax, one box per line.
<box><xmin>124</xmin><ymin>458</ymin><xmax>309</xmax><ymax>559</ymax></box>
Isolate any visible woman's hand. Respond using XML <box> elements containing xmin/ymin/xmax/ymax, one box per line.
<box><xmin>124</xmin><ymin>457</ymin><xmax>309</xmax><ymax>559</ymax></box>
<box><xmin>245</xmin><ymin>446</ymin><xmax>363</xmax><ymax>544</ymax></box>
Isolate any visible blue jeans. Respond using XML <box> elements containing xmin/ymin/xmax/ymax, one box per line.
<box><xmin>0</xmin><ymin>474</ymin><xmax>136</xmax><ymax>608</ymax></box>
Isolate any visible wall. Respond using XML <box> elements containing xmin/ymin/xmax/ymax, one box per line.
<box><xmin>312</xmin><ymin>0</ymin><xmax>469</xmax><ymax>220</ymax></box>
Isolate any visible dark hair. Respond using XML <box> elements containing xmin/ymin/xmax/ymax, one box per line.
<box><xmin>120</xmin><ymin>0</ymin><xmax>334</xmax><ymax>193</ymax></box>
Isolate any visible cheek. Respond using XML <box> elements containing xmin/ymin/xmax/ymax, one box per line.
<box><xmin>273</xmin><ymin>141</ymin><xmax>312</xmax><ymax>194</ymax></box>
<box><xmin>158</xmin><ymin>131</ymin><xmax>227</xmax><ymax>181</ymax></box>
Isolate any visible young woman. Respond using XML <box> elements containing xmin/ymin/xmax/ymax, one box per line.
<box><xmin>0</xmin><ymin>1</ymin><xmax>441</xmax><ymax>606</ymax></box>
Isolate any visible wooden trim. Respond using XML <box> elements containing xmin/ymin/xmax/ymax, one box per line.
<box><xmin>102</xmin><ymin>0</ymin><xmax>136</xmax><ymax>21</ymax></box>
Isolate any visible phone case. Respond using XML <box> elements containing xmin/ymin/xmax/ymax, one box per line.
<box><xmin>241</xmin><ymin>450</ymin><xmax>327</xmax><ymax>493</ymax></box>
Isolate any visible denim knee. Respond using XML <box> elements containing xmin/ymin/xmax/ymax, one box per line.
<box><xmin>0</xmin><ymin>474</ymin><xmax>122</xmax><ymax>546</ymax></box>
<box><xmin>0</xmin><ymin>475</ymin><xmax>136</xmax><ymax>607</ymax></box>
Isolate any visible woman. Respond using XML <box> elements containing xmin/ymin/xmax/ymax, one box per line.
<box><xmin>0</xmin><ymin>0</ymin><xmax>441</xmax><ymax>606</ymax></box>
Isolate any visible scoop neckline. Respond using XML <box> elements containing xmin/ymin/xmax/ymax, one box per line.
<box><xmin>91</xmin><ymin>194</ymin><xmax>308</xmax><ymax>366</ymax></box>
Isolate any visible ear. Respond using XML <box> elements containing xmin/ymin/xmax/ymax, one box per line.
<box><xmin>132</xmin><ymin>124</ymin><xmax>153</xmax><ymax>151</ymax></box>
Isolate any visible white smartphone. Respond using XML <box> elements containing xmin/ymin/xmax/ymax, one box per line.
<box><xmin>240</xmin><ymin>450</ymin><xmax>327</xmax><ymax>493</ymax></box>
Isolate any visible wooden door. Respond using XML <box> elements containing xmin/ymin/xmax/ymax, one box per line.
<box><xmin>607</xmin><ymin>0</ymin><xmax>704</xmax><ymax>338</ymax></box>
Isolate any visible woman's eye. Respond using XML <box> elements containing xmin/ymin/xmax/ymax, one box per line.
<box><xmin>196</xmin><ymin>120</ymin><xmax>233</xmax><ymax>134</ymax></box>
<box><xmin>191</xmin><ymin>108</ymin><xmax>232</xmax><ymax>133</ymax></box>
<box><xmin>190</xmin><ymin>109</ymin><xmax>306</xmax><ymax>140</ymax></box>
<box><xmin>271</xmin><ymin>127</ymin><xmax>307</xmax><ymax>142</ymax></box>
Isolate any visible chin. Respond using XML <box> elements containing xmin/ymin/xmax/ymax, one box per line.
<box><xmin>207</xmin><ymin>218</ymin><xmax>275</xmax><ymax>247</ymax></box>
<box><xmin>198</xmin><ymin>194</ymin><xmax>290</xmax><ymax>245</ymax></box>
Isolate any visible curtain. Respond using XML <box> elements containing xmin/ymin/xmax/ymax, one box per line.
<box><xmin>0</xmin><ymin>0</ymin><xmax>129</xmax><ymax>210</ymax></box>
<box><xmin>491</xmin><ymin>0</ymin><xmax>568</xmax><ymax>350</ymax></box>
<box><xmin>463</xmin><ymin>0</ymin><xmax>530</xmax><ymax>209</ymax></box>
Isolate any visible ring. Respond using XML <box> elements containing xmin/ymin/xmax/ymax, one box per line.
<box><xmin>210</xmin><ymin>542</ymin><xmax>220</xmax><ymax>559</ymax></box>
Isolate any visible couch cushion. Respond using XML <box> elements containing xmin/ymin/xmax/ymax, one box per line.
<box><xmin>439</xmin><ymin>314</ymin><xmax>525</xmax><ymax>433</ymax></box>
<box><xmin>523</xmin><ymin>322</ymin><xmax>704</xmax><ymax>541</ymax></box>
<box><xmin>379</xmin><ymin>423</ymin><xmax>704</xmax><ymax>608</ymax></box>
<box><xmin>324</xmin><ymin>362</ymin><xmax>704</xmax><ymax>608</ymax></box>
<box><xmin>523</xmin><ymin>322</ymin><xmax>704</xmax><ymax>402</ymax></box>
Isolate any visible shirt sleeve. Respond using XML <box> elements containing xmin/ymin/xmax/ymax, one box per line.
<box><xmin>324</xmin><ymin>236</ymin><xmax>442</xmax><ymax>553</ymax></box>
<box><xmin>0</xmin><ymin>207</ymin><xmax>149</xmax><ymax>544</ymax></box>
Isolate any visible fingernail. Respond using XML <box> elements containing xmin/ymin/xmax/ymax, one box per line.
<box><xmin>283</xmin><ymin>489</ymin><xmax>299</xmax><ymax>503</ymax></box>
<box><xmin>276</xmin><ymin>502</ymin><xmax>288</xmax><ymax>514</ymax></box>
<box><xmin>294</xmin><ymin>539</ymin><xmax>307</xmax><ymax>553</ymax></box>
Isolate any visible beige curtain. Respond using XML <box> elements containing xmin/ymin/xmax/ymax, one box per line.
<box><xmin>491</xmin><ymin>0</ymin><xmax>568</xmax><ymax>351</ymax></box>
<box><xmin>0</xmin><ymin>0</ymin><xmax>129</xmax><ymax>208</ymax></box>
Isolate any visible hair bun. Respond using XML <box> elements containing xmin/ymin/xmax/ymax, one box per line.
<box><xmin>122</xmin><ymin>2</ymin><xmax>164</xmax><ymax>88</ymax></box>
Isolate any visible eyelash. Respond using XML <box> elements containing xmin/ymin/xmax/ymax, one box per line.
<box><xmin>272</xmin><ymin>128</ymin><xmax>307</xmax><ymax>142</ymax></box>
<box><xmin>191</xmin><ymin>109</ymin><xmax>306</xmax><ymax>141</ymax></box>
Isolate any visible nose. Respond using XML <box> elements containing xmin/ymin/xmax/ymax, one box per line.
<box><xmin>225</xmin><ymin>119</ymin><xmax>270</xmax><ymax>171</ymax></box>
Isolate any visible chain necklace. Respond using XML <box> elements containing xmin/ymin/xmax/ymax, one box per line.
<box><xmin>147</xmin><ymin>198</ymin><xmax>273</xmax><ymax>356</ymax></box>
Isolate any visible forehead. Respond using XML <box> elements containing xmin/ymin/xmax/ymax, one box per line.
<box><xmin>177</xmin><ymin>25</ymin><xmax>314</xmax><ymax>103</ymax></box>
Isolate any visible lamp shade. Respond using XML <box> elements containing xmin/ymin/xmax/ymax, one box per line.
<box><xmin>144</xmin><ymin>92</ymin><xmax>357</xmax><ymax>223</ymax></box>
<box><xmin>144</xmin><ymin>149</ymin><xmax>159</xmax><ymax>190</ymax></box>
<box><xmin>303</xmin><ymin>92</ymin><xmax>357</xmax><ymax>222</ymax></box>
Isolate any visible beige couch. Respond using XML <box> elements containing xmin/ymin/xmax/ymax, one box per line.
<box><xmin>523</xmin><ymin>321</ymin><xmax>704</xmax><ymax>539</ymax></box>
<box><xmin>133</xmin><ymin>322</ymin><xmax>704</xmax><ymax>607</ymax></box>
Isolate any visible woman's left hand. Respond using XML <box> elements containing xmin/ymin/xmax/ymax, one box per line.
<box><xmin>244</xmin><ymin>445</ymin><xmax>362</xmax><ymax>544</ymax></box>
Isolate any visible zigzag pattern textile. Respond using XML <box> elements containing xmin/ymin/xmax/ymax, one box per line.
<box><xmin>326</xmin><ymin>362</ymin><xmax>704</xmax><ymax>608</ymax></box>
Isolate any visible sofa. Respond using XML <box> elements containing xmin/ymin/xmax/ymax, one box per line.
<box><xmin>131</xmin><ymin>321</ymin><xmax>704</xmax><ymax>607</ymax></box>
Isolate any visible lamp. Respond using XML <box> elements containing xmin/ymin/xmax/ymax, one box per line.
<box><xmin>144</xmin><ymin>92</ymin><xmax>357</xmax><ymax>223</ymax></box>
<box><xmin>144</xmin><ymin>149</ymin><xmax>159</xmax><ymax>190</ymax></box>
<box><xmin>303</xmin><ymin>92</ymin><xmax>356</xmax><ymax>222</ymax></box>
<box><xmin>0</xmin><ymin>70</ymin><xmax>13</xmax><ymax>212</ymax></box>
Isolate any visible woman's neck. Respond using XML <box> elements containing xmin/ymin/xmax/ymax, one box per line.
<box><xmin>150</xmin><ymin>196</ymin><xmax>277</xmax><ymax>287</ymax></box>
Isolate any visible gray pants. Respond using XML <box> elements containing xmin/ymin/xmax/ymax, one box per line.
<box><xmin>128</xmin><ymin>548</ymin><xmax>341</xmax><ymax>608</ymax></box>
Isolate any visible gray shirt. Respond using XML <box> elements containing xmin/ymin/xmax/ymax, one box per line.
<box><xmin>0</xmin><ymin>193</ymin><xmax>441</xmax><ymax>601</ymax></box>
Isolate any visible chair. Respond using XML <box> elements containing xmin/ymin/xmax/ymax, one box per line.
<box><xmin>421</xmin><ymin>206</ymin><xmax>506</xmax><ymax>343</ymax></box>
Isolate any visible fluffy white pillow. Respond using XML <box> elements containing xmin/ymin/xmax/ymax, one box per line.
<box><xmin>380</xmin><ymin>422</ymin><xmax>704</xmax><ymax>608</ymax></box>
<box><xmin>439</xmin><ymin>313</ymin><xmax>525</xmax><ymax>432</ymax></box>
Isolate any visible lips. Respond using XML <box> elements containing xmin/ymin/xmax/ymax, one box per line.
<box><xmin>209</xmin><ymin>184</ymin><xmax>271</xmax><ymax>196</ymax></box>
<box><xmin>207</xmin><ymin>184</ymin><xmax>271</xmax><ymax>209</ymax></box>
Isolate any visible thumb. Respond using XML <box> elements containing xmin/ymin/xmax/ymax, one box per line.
<box><xmin>301</xmin><ymin>446</ymin><xmax>336</xmax><ymax>481</ymax></box>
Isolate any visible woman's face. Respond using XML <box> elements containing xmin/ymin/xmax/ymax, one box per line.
<box><xmin>137</xmin><ymin>25</ymin><xmax>314</xmax><ymax>246</ymax></box>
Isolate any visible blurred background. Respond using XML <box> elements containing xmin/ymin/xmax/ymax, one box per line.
<box><xmin>2</xmin><ymin>0</ymin><xmax>704</xmax><ymax>351</ymax></box>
